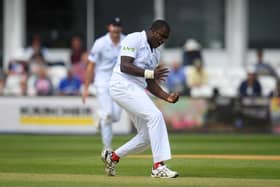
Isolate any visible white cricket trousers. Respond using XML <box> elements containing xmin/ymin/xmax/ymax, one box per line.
<box><xmin>109</xmin><ymin>78</ymin><xmax>171</xmax><ymax>163</ymax></box>
<box><xmin>96</xmin><ymin>85</ymin><xmax>121</xmax><ymax>150</ymax></box>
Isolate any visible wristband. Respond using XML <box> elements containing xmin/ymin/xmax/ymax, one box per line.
<box><xmin>144</xmin><ymin>69</ymin><xmax>154</xmax><ymax>79</ymax></box>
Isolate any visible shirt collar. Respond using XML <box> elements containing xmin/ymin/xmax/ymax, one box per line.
<box><xmin>106</xmin><ymin>33</ymin><xmax>123</xmax><ymax>46</ymax></box>
<box><xmin>141</xmin><ymin>30</ymin><xmax>156</xmax><ymax>53</ymax></box>
<box><xmin>105</xmin><ymin>33</ymin><xmax>113</xmax><ymax>46</ymax></box>
<box><xmin>140</xmin><ymin>30</ymin><xmax>148</xmax><ymax>46</ymax></box>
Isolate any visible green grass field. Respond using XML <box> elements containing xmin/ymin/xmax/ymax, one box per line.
<box><xmin>0</xmin><ymin>134</ymin><xmax>280</xmax><ymax>187</ymax></box>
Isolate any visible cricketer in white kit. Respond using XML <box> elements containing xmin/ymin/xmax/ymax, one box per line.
<box><xmin>82</xmin><ymin>17</ymin><xmax>125</xmax><ymax>150</ymax></box>
<box><xmin>102</xmin><ymin>20</ymin><xmax>180</xmax><ymax>178</ymax></box>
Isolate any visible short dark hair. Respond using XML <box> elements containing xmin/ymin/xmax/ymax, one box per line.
<box><xmin>150</xmin><ymin>19</ymin><xmax>170</xmax><ymax>32</ymax></box>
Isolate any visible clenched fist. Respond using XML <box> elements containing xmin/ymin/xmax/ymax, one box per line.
<box><xmin>166</xmin><ymin>92</ymin><xmax>180</xmax><ymax>103</ymax></box>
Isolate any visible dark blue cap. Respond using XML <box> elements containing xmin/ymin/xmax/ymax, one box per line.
<box><xmin>109</xmin><ymin>17</ymin><xmax>122</xmax><ymax>27</ymax></box>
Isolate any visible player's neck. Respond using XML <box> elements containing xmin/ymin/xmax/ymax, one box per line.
<box><xmin>146</xmin><ymin>30</ymin><xmax>154</xmax><ymax>52</ymax></box>
<box><xmin>112</xmin><ymin>38</ymin><xmax>120</xmax><ymax>45</ymax></box>
<box><xmin>109</xmin><ymin>35</ymin><xmax>120</xmax><ymax>46</ymax></box>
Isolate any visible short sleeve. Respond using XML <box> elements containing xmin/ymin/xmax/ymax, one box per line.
<box><xmin>88</xmin><ymin>40</ymin><xmax>102</xmax><ymax>63</ymax></box>
<box><xmin>120</xmin><ymin>35</ymin><xmax>138</xmax><ymax>58</ymax></box>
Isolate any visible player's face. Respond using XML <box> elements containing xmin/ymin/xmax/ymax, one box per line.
<box><xmin>151</xmin><ymin>27</ymin><xmax>169</xmax><ymax>48</ymax></box>
<box><xmin>108</xmin><ymin>24</ymin><xmax>122</xmax><ymax>39</ymax></box>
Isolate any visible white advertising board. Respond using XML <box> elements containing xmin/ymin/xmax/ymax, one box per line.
<box><xmin>0</xmin><ymin>97</ymin><xmax>131</xmax><ymax>134</ymax></box>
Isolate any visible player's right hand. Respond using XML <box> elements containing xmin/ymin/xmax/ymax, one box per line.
<box><xmin>82</xmin><ymin>88</ymin><xmax>89</xmax><ymax>104</ymax></box>
<box><xmin>167</xmin><ymin>92</ymin><xmax>180</xmax><ymax>103</ymax></box>
<box><xmin>154</xmin><ymin>64</ymin><xmax>169</xmax><ymax>82</ymax></box>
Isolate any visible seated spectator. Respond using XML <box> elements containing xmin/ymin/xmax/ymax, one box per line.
<box><xmin>166</xmin><ymin>61</ymin><xmax>189</xmax><ymax>95</ymax></box>
<box><xmin>72</xmin><ymin>51</ymin><xmax>88</xmax><ymax>83</ymax></box>
<box><xmin>70</xmin><ymin>36</ymin><xmax>84</xmax><ymax>65</ymax></box>
<box><xmin>186</xmin><ymin>60</ymin><xmax>208</xmax><ymax>89</ymax></box>
<box><xmin>254</xmin><ymin>49</ymin><xmax>277</xmax><ymax>78</ymax></box>
<box><xmin>58</xmin><ymin>70</ymin><xmax>81</xmax><ymax>96</ymax></box>
<box><xmin>26</xmin><ymin>74</ymin><xmax>37</xmax><ymax>96</ymax></box>
<box><xmin>34</xmin><ymin>67</ymin><xmax>53</xmax><ymax>96</ymax></box>
<box><xmin>26</xmin><ymin>53</ymin><xmax>48</xmax><ymax>96</ymax></box>
<box><xmin>269</xmin><ymin>80</ymin><xmax>280</xmax><ymax>98</ymax></box>
<box><xmin>25</xmin><ymin>34</ymin><xmax>48</xmax><ymax>60</ymax></box>
<box><xmin>8</xmin><ymin>60</ymin><xmax>28</xmax><ymax>73</ymax></box>
<box><xmin>29</xmin><ymin>53</ymin><xmax>47</xmax><ymax>74</ymax></box>
<box><xmin>3</xmin><ymin>60</ymin><xmax>28</xmax><ymax>96</ymax></box>
<box><xmin>239</xmin><ymin>67</ymin><xmax>262</xmax><ymax>97</ymax></box>
<box><xmin>182</xmin><ymin>39</ymin><xmax>203</xmax><ymax>66</ymax></box>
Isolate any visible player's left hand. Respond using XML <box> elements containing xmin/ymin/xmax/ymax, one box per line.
<box><xmin>154</xmin><ymin>64</ymin><xmax>169</xmax><ymax>82</ymax></box>
<box><xmin>82</xmin><ymin>88</ymin><xmax>89</xmax><ymax>104</ymax></box>
<box><xmin>166</xmin><ymin>92</ymin><xmax>180</xmax><ymax>103</ymax></box>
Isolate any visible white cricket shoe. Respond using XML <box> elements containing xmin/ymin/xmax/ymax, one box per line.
<box><xmin>101</xmin><ymin>149</ymin><xmax>118</xmax><ymax>176</ymax></box>
<box><xmin>151</xmin><ymin>165</ymin><xmax>179</xmax><ymax>178</ymax></box>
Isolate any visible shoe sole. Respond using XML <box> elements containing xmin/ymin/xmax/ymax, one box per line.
<box><xmin>151</xmin><ymin>173</ymin><xmax>179</xmax><ymax>178</ymax></box>
<box><xmin>101</xmin><ymin>150</ymin><xmax>115</xmax><ymax>176</ymax></box>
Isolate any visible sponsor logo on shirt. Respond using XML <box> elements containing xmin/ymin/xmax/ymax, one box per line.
<box><xmin>122</xmin><ymin>46</ymin><xmax>135</xmax><ymax>52</ymax></box>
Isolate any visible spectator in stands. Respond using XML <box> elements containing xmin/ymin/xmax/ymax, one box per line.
<box><xmin>25</xmin><ymin>34</ymin><xmax>48</xmax><ymax>60</ymax></box>
<box><xmin>58</xmin><ymin>70</ymin><xmax>81</xmax><ymax>96</ymax></box>
<box><xmin>34</xmin><ymin>67</ymin><xmax>53</xmax><ymax>96</ymax></box>
<box><xmin>26</xmin><ymin>53</ymin><xmax>48</xmax><ymax>96</ymax></box>
<box><xmin>70</xmin><ymin>36</ymin><xmax>84</xmax><ymax>65</ymax></box>
<box><xmin>72</xmin><ymin>51</ymin><xmax>88</xmax><ymax>83</ymax></box>
<box><xmin>182</xmin><ymin>39</ymin><xmax>203</xmax><ymax>66</ymax></box>
<box><xmin>186</xmin><ymin>60</ymin><xmax>208</xmax><ymax>89</ymax></box>
<box><xmin>3</xmin><ymin>60</ymin><xmax>28</xmax><ymax>96</ymax></box>
<box><xmin>269</xmin><ymin>80</ymin><xmax>280</xmax><ymax>98</ymax></box>
<box><xmin>29</xmin><ymin>53</ymin><xmax>47</xmax><ymax>74</ymax></box>
<box><xmin>167</xmin><ymin>61</ymin><xmax>189</xmax><ymax>95</ymax></box>
<box><xmin>239</xmin><ymin>67</ymin><xmax>262</xmax><ymax>97</ymax></box>
<box><xmin>254</xmin><ymin>49</ymin><xmax>278</xmax><ymax>78</ymax></box>
<box><xmin>26</xmin><ymin>75</ymin><xmax>37</xmax><ymax>96</ymax></box>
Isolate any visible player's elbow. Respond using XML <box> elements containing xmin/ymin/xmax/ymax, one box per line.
<box><xmin>120</xmin><ymin>61</ymin><xmax>129</xmax><ymax>73</ymax></box>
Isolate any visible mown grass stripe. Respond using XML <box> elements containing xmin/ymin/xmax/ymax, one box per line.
<box><xmin>0</xmin><ymin>172</ymin><xmax>280</xmax><ymax>187</ymax></box>
<box><xmin>127</xmin><ymin>154</ymin><xmax>280</xmax><ymax>160</ymax></box>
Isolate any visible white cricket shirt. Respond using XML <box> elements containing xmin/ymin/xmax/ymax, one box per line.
<box><xmin>88</xmin><ymin>33</ymin><xmax>125</xmax><ymax>87</ymax></box>
<box><xmin>112</xmin><ymin>30</ymin><xmax>160</xmax><ymax>88</ymax></box>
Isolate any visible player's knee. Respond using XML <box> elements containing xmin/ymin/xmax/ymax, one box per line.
<box><xmin>142</xmin><ymin>134</ymin><xmax>150</xmax><ymax>144</ymax></box>
<box><xmin>143</xmin><ymin>137</ymin><xmax>150</xmax><ymax>145</ymax></box>
<box><xmin>101</xmin><ymin>114</ymin><xmax>113</xmax><ymax>124</ymax></box>
<box><xmin>138</xmin><ymin>131</ymin><xmax>150</xmax><ymax>144</ymax></box>
<box><xmin>140</xmin><ymin>137</ymin><xmax>150</xmax><ymax>147</ymax></box>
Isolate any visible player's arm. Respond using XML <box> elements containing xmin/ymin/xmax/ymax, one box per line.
<box><xmin>146</xmin><ymin>79</ymin><xmax>179</xmax><ymax>103</ymax></box>
<box><xmin>120</xmin><ymin>56</ymin><xmax>170</xmax><ymax>80</ymax></box>
<box><xmin>120</xmin><ymin>56</ymin><xmax>144</xmax><ymax>76</ymax></box>
<box><xmin>82</xmin><ymin>40</ymin><xmax>101</xmax><ymax>104</ymax></box>
<box><xmin>82</xmin><ymin>60</ymin><xmax>95</xmax><ymax>104</ymax></box>
<box><xmin>84</xmin><ymin>60</ymin><xmax>95</xmax><ymax>89</ymax></box>
<box><xmin>120</xmin><ymin>55</ymin><xmax>178</xmax><ymax>103</ymax></box>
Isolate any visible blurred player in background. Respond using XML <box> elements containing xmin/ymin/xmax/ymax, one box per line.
<box><xmin>82</xmin><ymin>17</ymin><xmax>125</xmax><ymax>151</ymax></box>
<box><xmin>102</xmin><ymin>20</ymin><xmax>179</xmax><ymax>178</ymax></box>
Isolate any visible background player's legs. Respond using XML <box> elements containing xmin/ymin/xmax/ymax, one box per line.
<box><xmin>115</xmin><ymin>112</ymin><xmax>150</xmax><ymax>157</ymax></box>
<box><xmin>112</xmin><ymin>101</ymin><xmax>122</xmax><ymax>123</ymax></box>
<box><xmin>96</xmin><ymin>86</ymin><xmax>114</xmax><ymax>150</ymax></box>
<box><xmin>110</xmin><ymin>82</ymin><xmax>171</xmax><ymax>163</ymax></box>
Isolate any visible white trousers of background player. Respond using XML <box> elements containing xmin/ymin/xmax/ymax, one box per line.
<box><xmin>96</xmin><ymin>86</ymin><xmax>121</xmax><ymax>150</ymax></box>
<box><xmin>110</xmin><ymin>80</ymin><xmax>171</xmax><ymax>163</ymax></box>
